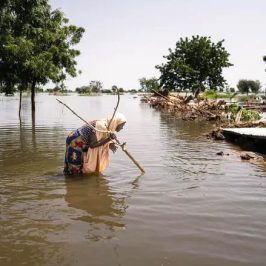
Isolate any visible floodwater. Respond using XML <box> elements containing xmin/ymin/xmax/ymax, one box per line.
<box><xmin>0</xmin><ymin>94</ymin><xmax>266</xmax><ymax>266</ymax></box>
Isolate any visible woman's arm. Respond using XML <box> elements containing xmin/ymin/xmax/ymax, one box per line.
<box><xmin>89</xmin><ymin>132</ymin><xmax>116</xmax><ymax>148</ymax></box>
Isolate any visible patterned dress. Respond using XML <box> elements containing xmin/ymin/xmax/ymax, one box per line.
<box><xmin>64</xmin><ymin>121</ymin><xmax>96</xmax><ymax>175</ymax></box>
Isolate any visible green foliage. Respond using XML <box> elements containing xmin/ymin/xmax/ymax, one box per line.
<box><xmin>89</xmin><ymin>81</ymin><xmax>102</xmax><ymax>93</ymax></box>
<box><xmin>0</xmin><ymin>83</ymin><xmax>17</xmax><ymax>95</ymax></box>
<box><xmin>241</xmin><ymin>109</ymin><xmax>261</xmax><ymax>121</ymax></box>
<box><xmin>237</xmin><ymin>79</ymin><xmax>261</xmax><ymax>95</ymax></box>
<box><xmin>139</xmin><ymin>77</ymin><xmax>159</xmax><ymax>92</ymax></box>
<box><xmin>202</xmin><ymin>89</ymin><xmax>234</xmax><ymax>99</ymax></box>
<box><xmin>101</xmin><ymin>89</ymin><xmax>112</xmax><ymax>94</ymax></box>
<box><xmin>0</xmin><ymin>0</ymin><xmax>84</xmax><ymax>106</ymax></box>
<box><xmin>227</xmin><ymin>103</ymin><xmax>260</xmax><ymax>121</ymax></box>
<box><xmin>76</xmin><ymin>81</ymin><xmax>103</xmax><ymax>95</ymax></box>
<box><xmin>228</xmin><ymin>103</ymin><xmax>241</xmax><ymax>116</ymax></box>
<box><xmin>76</xmin><ymin>85</ymin><xmax>91</xmax><ymax>94</ymax></box>
<box><xmin>128</xmin><ymin>89</ymin><xmax>137</xmax><ymax>93</ymax></box>
<box><xmin>249</xmin><ymin>80</ymin><xmax>261</xmax><ymax>93</ymax></box>
<box><xmin>156</xmin><ymin>36</ymin><xmax>232</xmax><ymax>95</ymax></box>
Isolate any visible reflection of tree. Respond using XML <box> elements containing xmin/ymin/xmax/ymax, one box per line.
<box><xmin>0</xmin><ymin>121</ymin><xmax>66</xmax><ymax>177</ymax></box>
<box><xmin>19</xmin><ymin>115</ymin><xmax>26</xmax><ymax>150</ymax></box>
<box><xmin>64</xmin><ymin>176</ymin><xmax>127</xmax><ymax>230</ymax></box>
<box><xmin>32</xmin><ymin>111</ymin><xmax>36</xmax><ymax>150</ymax></box>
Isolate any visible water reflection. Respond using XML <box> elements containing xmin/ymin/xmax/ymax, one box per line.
<box><xmin>31</xmin><ymin>111</ymin><xmax>37</xmax><ymax>150</ymax></box>
<box><xmin>0</xmin><ymin>123</ymin><xmax>66</xmax><ymax>178</ymax></box>
<box><xmin>65</xmin><ymin>175</ymin><xmax>127</xmax><ymax>230</ymax></box>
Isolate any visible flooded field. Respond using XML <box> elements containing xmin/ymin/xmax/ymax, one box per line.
<box><xmin>0</xmin><ymin>94</ymin><xmax>266</xmax><ymax>266</ymax></box>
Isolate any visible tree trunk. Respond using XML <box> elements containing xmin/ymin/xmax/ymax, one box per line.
<box><xmin>194</xmin><ymin>87</ymin><xmax>201</xmax><ymax>98</ymax></box>
<box><xmin>31</xmin><ymin>81</ymin><xmax>36</xmax><ymax>112</ymax></box>
<box><xmin>19</xmin><ymin>88</ymin><xmax>22</xmax><ymax>117</ymax></box>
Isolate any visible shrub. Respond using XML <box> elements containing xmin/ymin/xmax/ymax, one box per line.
<box><xmin>202</xmin><ymin>89</ymin><xmax>234</xmax><ymax>99</ymax></box>
<box><xmin>227</xmin><ymin>103</ymin><xmax>261</xmax><ymax>121</ymax></box>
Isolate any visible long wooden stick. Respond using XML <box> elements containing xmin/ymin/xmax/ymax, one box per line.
<box><xmin>124</xmin><ymin>149</ymin><xmax>145</xmax><ymax>173</ymax></box>
<box><xmin>107</xmin><ymin>90</ymin><xmax>145</xmax><ymax>173</ymax></box>
<box><xmin>56</xmin><ymin>97</ymin><xmax>145</xmax><ymax>174</ymax></box>
<box><xmin>107</xmin><ymin>89</ymin><xmax>120</xmax><ymax>130</ymax></box>
<box><xmin>56</xmin><ymin>98</ymin><xmax>107</xmax><ymax>133</ymax></box>
<box><xmin>114</xmin><ymin>136</ymin><xmax>145</xmax><ymax>173</ymax></box>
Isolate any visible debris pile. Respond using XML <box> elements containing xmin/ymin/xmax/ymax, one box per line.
<box><xmin>141</xmin><ymin>94</ymin><xmax>227</xmax><ymax>121</ymax></box>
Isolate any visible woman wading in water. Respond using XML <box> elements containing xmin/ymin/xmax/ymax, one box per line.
<box><xmin>64</xmin><ymin>113</ymin><xmax>126</xmax><ymax>175</ymax></box>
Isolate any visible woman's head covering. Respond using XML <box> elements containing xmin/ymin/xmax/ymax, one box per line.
<box><xmin>107</xmin><ymin>113</ymin><xmax>126</xmax><ymax>132</ymax></box>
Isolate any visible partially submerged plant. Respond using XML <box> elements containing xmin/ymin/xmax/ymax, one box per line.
<box><xmin>227</xmin><ymin>103</ymin><xmax>261</xmax><ymax>122</ymax></box>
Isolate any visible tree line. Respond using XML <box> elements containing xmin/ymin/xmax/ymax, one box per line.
<box><xmin>75</xmin><ymin>83</ymin><xmax>135</xmax><ymax>94</ymax></box>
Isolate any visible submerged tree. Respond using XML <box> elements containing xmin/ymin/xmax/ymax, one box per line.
<box><xmin>0</xmin><ymin>0</ymin><xmax>84</xmax><ymax>113</ymax></box>
<box><xmin>156</xmin><ymin>36</ymin><xmax>233</xmax><ymax>97</ymax></box>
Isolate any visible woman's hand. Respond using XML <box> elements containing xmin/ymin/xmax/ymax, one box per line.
<box><xmin>109</xmin><ymin>143</ymin><xmax>118</xmax><ymax>153</ymax></box>
<box><xmin>109</xmin><ymin>132</ymin><xmax>117</xmax><ymax>140</ymax></box>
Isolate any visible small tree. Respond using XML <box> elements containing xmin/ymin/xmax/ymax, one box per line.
<box><xmin>237</xmin><ymin>79</ymin><xmax>261</xmax><ymax>95</ymax></box>
<box><xmin>249</xmin><ymin>80</ymin><xmax>261</xmax><ymax>94</ymax></box>
<box><xmin>156</xmin><ymin>36</ymin><xmax>233</xmax><ymax>97</ymax></box>
<box><xmin>0</xmin><ymin>0</ymin><xmax>84</xmax><ymax>113</ymax></box>
<box><xmin>237</xmin><ymin>80</ymin><xmax>250</xmax><ymax>95</ymax></box>
<box><xmin>76</xmin><ymin>85</ymin><xmax>91</xmax><ymax>94</ymax></box>
<box><xmin>89</xmin><ymin>80</ymin><xmax>102</xmax><ymax>93</ymax></box>
<box><xmin>139</xmin><ymin>77</ymin><xmax>159</xmax><ymax>92</ymax></box>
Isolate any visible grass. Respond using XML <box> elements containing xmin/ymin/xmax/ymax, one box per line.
<box><xmin>201</xmin><ymin>89</ymin><xmax>235</xmax><ymax>100</ymax></box>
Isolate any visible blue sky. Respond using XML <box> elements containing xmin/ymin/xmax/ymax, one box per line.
<box><xmin>50</xmin><ymin>0</ymin><xmax>266</xmax><ymax>91</ymax></box>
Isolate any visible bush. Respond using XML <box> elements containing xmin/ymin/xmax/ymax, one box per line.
<box><xmin>241</xmin><ymin>109</ymin><xmax>261</xmax><ymax>121</ymax></box>
<box><xmin>227</xmin><ymin>103</ymin><xmax>261</xmax><ymax>121</ymax></box>
<box><xmin>202</xmin><ymin>89</ymin><xmax>234</xmax><ymax>99</ymax></box>
<box><xmin>202</xmin><ymin>89</ymin><xmax>218</xmax><ymax>99</ymax></box>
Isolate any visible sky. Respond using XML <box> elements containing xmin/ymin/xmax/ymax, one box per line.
<box><xmin>50</xmin><ymin>0</ymin><xmax>266</xmax><ymax>91</ymax></box>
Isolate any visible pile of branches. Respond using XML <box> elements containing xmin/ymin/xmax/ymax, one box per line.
<box><xmin>141</xmin><ymin>93</ymin><xmax>227</xmax><ymax>121</ymax></box>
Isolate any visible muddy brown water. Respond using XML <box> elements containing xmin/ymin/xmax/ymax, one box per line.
<box><xmin>0</xmin><ymin>94</ymin><xmax>266</xmax><ymax>266</ymax></box>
